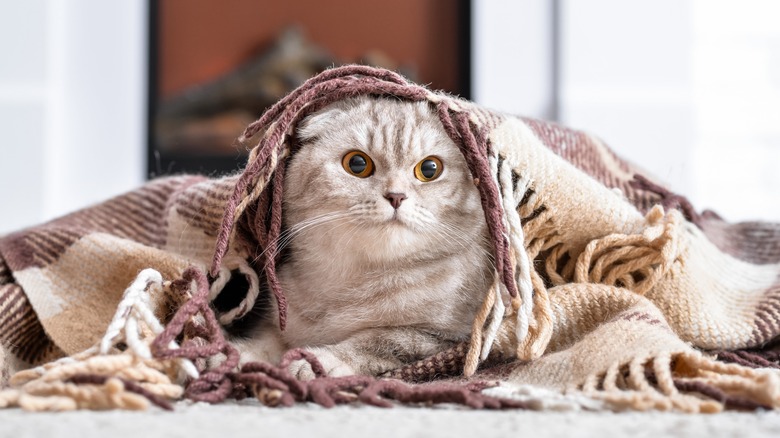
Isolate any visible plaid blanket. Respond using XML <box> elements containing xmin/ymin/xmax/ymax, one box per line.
<box><xmin>1</xmin><ymin>66</ymin><xmax>778</xmax><ymax>412</ymax></box>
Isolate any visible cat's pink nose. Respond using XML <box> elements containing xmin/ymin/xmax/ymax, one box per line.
<box><xmin>384</xmin><ymin>192</ymin><xmax>407</xmax><ymax>209</ymax></box>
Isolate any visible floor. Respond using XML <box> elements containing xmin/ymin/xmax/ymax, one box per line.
<box><xmin>1</xmin><ymin>401</ymin><xmax>780</xmax><ymax>438</ymax></box>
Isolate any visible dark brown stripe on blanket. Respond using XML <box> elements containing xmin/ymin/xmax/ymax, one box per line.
<box><xmin>521</xmin><ymin>117</ymin><xmax>629</xmax><ymax>174</ymax></box>
<box><xmin>0</xmin><ymin>282</ymin><xmax>56</xmax><ymax>364</ymax></box>
<box><xmin>716</xmin><ymin>350</ymin><xmax>780</xmax><ymax>369</ymax></box>
<box><xmin>750</xmin><ymin>278</ymin><xmax>780</xmax><ymax>346</ymax></box>
<box><xmin>3</xmin><ymin>312</ymin><xmax>40</xmax><ymax>351</ymax></box>
<box><xmin>674</xmin><ymin>379</ymin><xmax>770</xmax><ymax>410</ymax></box>
<box><xmin>171</xmin><ymin>177</ymin><xmax>237</xmax><ymax>236</ymax></box>
<box><xmin>24</xmin><ymin>337</ymin><xmax>64</xmax><ymax>366</ymax></box>
<box><xmin>21</xmin><ymin>229</ymin><xmax>83</xmax><ymax>268</ymax></box>
<box><xmin>82</xmin><ymin>204</ymin><xmax>164</xmax><ymax>246</ymax></box>
<box><xmin>0</xmin><ymin>228</ymin><xmax>81</xmax><ymax>271</ymax></box>
<box><xmin>174</xmin><ymin>207</ymin><xmax>223</xmax><ymax>237</ymax></box>
<box><xmin>521</xmin><ymin>117</ymin><xmax>663</xmax><ymax>214</ymax></box>
<box><xmin>0</xmin><ymin>176</ymin><xmax>202</xmax><ymax>271</ymax></box>
<box><xmin>700</xmin><ymin>218</ymin><xmax>780</xmax><ymax>265</ymax></box>
<box><xmin>0</xmin><ymin>283</ymin><xmax>25</xmax><ymax>331</ymax></box>
<box><xmin>0</xmin><ymin>257</ymin><xmax>9</xmax><ymax>284</ymax></box>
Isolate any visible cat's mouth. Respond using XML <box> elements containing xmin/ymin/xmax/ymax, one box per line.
<box><xmin>373</xmin><ymin>209</ymin><xmax>406</xmax><ymax>227</ymax></box>
<box><xmin>385</xmin><ymin>213</ymin><xmax>405</xmax><ymax>226</ymax></box>
<box><xmin>374</xmin><ymin>207</ymin><xmax>420</xmax><ymax>231</ymax></box>
<box><xmin>382</xmin><ymin>211</ymin><xmax>418</xmax><ymax>231</ymax></box>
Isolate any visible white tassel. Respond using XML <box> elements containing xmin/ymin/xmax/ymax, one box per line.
<box><xmin>100</xmin><ymin>268</ymin><xmax>199</xmax><ymax>378</ymax></box>
<box><xmin>481</xmin><ymin>279</ymin><xmax>506</xmax><ymax>360</ymax></box>
<box><xmin>497</xmin><ymin>160</ymin><xmax>535</xmax><ymax>348</ymax></box>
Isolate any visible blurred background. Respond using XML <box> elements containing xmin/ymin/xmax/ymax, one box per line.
<box><xmin>0</xmin><ymin>0</ymin><xmax>778</xmax><ymax>234</ymax></box>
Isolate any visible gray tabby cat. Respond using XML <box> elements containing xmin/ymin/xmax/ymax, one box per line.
<box><xmin>233</xmin><ymin>96</ymin><xmax>494</xmax><ymax>378</ymax></box>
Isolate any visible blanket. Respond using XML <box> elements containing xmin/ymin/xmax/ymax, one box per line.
<box><xmin>1</xmin><ymin>66</ymin><xmax>779</xmax><ymax>412</ymax></box>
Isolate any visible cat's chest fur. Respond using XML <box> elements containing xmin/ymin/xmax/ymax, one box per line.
<box><xmin>277</xmin><ymin>242</ymin><xmax>491</xmax><ymax>348</ymax></box>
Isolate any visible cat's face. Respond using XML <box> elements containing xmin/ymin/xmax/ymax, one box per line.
<box><xmin>283</xmin><ymin>97</ymin><xmax>487</xmax><ymax>263</ymax></box>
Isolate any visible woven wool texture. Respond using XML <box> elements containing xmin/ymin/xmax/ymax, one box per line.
<box><xmin>1</xmin><ymin>66</ymin><xmax>779</xmax><ymax>412</ymax></box>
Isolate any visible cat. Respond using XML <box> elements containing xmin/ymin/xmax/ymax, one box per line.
<box><xmin>231</xmin><ymin>96</ymin><xmax>496</xmax><ymax>379</ymax></box>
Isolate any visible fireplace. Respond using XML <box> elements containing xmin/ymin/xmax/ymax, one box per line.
<box><xmin>147</xmin><ymin>0</ymin><xmax>471</xmax><ymax>177</ymax></box>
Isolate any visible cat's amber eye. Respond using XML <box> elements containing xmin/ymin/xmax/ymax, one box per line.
<box><xmin>414</xmin><ymin>156</ymin><xmax>443</xmax><ymax>182</ymax></box>
<box><xmin>342</xmin><ymin>150</ymin><xmax>374</xmax><ymax>178</ymax></box>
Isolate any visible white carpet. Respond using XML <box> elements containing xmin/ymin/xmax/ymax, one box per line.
<box><xmin>2</xmin><ymin>401</ymin><xmax>780</xmax><ymax>438</ymax></box>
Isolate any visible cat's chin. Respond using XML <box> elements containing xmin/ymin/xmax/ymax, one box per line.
<box><xmin>379</xmin><ymin>210</ymin><xmax>423</xmax><ymax>229</ymax></box>
<box><xmin>375</xmin><ymin>220</ymin><xmax>437</xmax><ymax>253</ymax></box>
<box><xmin>384</xmin><ymin>215</ymin><xmax>407</xmax><ymax>227</ymax></box>
<box><xmin>377</xmin><ymin>215</ymin><xmax>426</xmax><ymax>236</ymax></box>
<box><xmin>373</xmin><ymin>218</ymin><xmax>412</xmax><ymax>236</ymax></box>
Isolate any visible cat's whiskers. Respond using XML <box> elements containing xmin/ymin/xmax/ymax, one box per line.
<box><xmin>406</xmin><ymin>224</ymin><xmax>487</xmax><ymax>306</ymax></box>
<box><xmin>439</xmin><ymin>219</ymin><xmax>495</xmax><ymax>261</ymax></box>
<box><xmin>431</xmin><ymin>222</ymin><xmax>470</xmax><ymax>249</ymax></box>
<box><xmin>255</xmin><ymin>211</ymin><xmax>358</xmax><ymax>266</ymax></box>
<box><xmin>340</xmin><ymin>219</ymin><xmax>366</xmax><ymax>252</ymax></box>
<box><xmin>397</xmin><ymin>206</ymin><xmax>435</xmax><ymax>232</ymax></box>
<box><xmin>280</xmin><ymin>216</ymin><xmax>362</xmax><ymax>259</ymax></box>
<box><xmin>423</xmin><ymin>218</ymin><xmax>482</xmax><ymax>256</ymax></box>
<box><xmin>432</xmin><ymin>221</ymin><xmax>496</xmax><ymax>288</ymax></box>
<box><xmin>304</xmin><ymin>214</ymin><xmax>370</xmax><ymax>283</ymax></box>
<box><xmin>276</xmin><ymin>211</ymin><xmax>354</xmax><ymax>249</ymax></box>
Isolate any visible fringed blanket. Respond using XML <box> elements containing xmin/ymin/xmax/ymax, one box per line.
<box><xmin>1</xmin><ymin>66</ymin><xmax>779</xmax><ymax>412</ymax></box>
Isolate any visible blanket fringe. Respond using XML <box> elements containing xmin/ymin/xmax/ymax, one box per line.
<box><xmin>577</xmin><ymin>351</ymin><xmax>780</xmax><ymax>412</ymax></box>
<box><xmin>0</xmin><ymin>269</ymin><xmax>193</xmax><ymax>411</ymax></box>
<box><xmin>467</xmin><ymin>205</ymin><xmax>682</xmax><ymax>376</ymax></box>
<box><xmin>4</xmin><ymin>265</ymin><xmax>779</xmax><ymax>412</ymax></box>
<box><xmin>464</xmin><ymin>156</ymin><xmax>556</xmax><ymax>375</ymax></box>
<box><xmin>3</xmin><ymin>265</ymin><xmax>528</xmax><ymax>411</ymax></box>
<box><xmin>154</xmin><ymin>267</ymin><xmax>527</xmax><ymax>410</ymax></box>
<box><xmin>0</xmin><ymin>353</ymin><xmax>181</xmax><ymax>411</ymax></box>
<box><xmin>572</xmin><ymin>206</ymin><xmax>680</xmax><ymax>295</ymax></box>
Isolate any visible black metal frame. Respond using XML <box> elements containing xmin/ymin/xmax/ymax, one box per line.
<box><xmin>146</xmin><ymin>0</ymin><xmax>473</xmax><ymax>179</ymax></box>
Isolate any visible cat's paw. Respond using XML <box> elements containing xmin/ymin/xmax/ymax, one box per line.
<box><xmin>231</xmin><ymin>329</ymin><xmax>285</xmax><ymax>366</ymax></box>
<box><xmin>288</xmin><ymin>347</ymin><xmax>355</xmax><ymax>381</ymax></box>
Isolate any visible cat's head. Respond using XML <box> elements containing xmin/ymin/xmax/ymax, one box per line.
<box><xmin>283</xmin><ymin>96</ymin><xmax>487</xmax><ymax>263</ymax></box>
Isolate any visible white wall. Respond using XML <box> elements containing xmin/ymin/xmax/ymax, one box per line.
<box><xmin>473</xmin><ymin>0</ymin><xmax>780</xmax><ymax>222</ymax></box>
<box><xmin>472</xmin><ymin>0</ymin><xmax>556</xmax><ymax>119</ymax></box>
<box><xmin>0</xmin><ymin>0</ymin><xmax>146</xmax><ymax>234</ymax></box>
<box><xmin>690</xmin><ymin>0</ymin><xmax>780</xmax><ymax>221</ymax></box>
<box><xmin>559</xmin><ymin>0</ymin><xmax>695</xmax><ymax>199</ymax></box>
<box><xmin>0</xmin><ymin>0</ymin><xmax>49</xmax><ymax>233</ymax></box>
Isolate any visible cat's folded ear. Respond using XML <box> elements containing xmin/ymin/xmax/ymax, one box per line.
<box><xmin>296</xmin><ymin>107</ymin><xmax>346</xmax><ymax>142</ymax></box>
<box><xmin>296</xmin><ymin>97</ymin><xmax>371</xmax><ymax>142</ymax></box>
